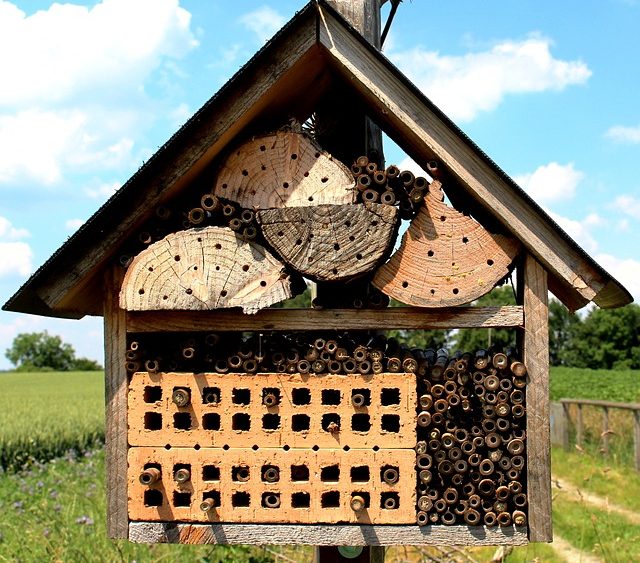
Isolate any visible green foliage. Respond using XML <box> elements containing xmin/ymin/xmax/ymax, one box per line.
<box><xmin>452</xmin><ymin>286</ymin><xmax>517</xmax><ymax>352</ymax></box>
<box><xmin>388</xmin><ymin>298</ymin><xmax>450</xmax><ymax>349</ymax></box>
<box><xmin>69</xmin><ymin>357</ymin><xmax>103</xmax><ymax>371</ymax></box>
<box><xmin>6</xmin><ymin>331</ymin><xmax>77</xmax><ymax>371</ymax></box>
<box><xmin>274</xmin><ymin>285</ymin><xmax>312</xmax><ymax>308</ymax></box>
<box><xmin>0</xmin><ymin>371</ymin><xmax>105</xmax><ymax>471</ymax></box>
<box><xmin>550</xmin><ymin>367</ymin><xmax>640</xmax><ymax>403</ymax></box>
<box><xmin>548</xmin><ymin>298</ymin><xmax>581</xmax><ymax>366</ymax></box>
<box><xmin>562</xmin><ymin>304</ymin><xmax>640</xmax><ymax>369</ymax></box>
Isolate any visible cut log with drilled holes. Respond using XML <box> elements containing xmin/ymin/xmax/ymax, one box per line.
<box><xmin>120</xmin><ymin>227</ymin><xmax>297</xmax><ymax>314</ymax></box>
<box><xmin>258</xmin><ymin>202</ymin><xmax>398</xmax><ymax>281</ymax></box>
<box><xmin>213</xmin><ymin>131</ymin><xmax>356</xmax><ymax>209</ymax></box>
<box><xmin>373</xmin><ymin>181</ymin><xmax>520</xmax><ymax>307</ymax></box>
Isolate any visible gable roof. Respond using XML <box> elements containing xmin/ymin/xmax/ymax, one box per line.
<box><xmin>3</xmin><ymin>0</ymin><xmax>632</xmax><ymax>318</ymax></box>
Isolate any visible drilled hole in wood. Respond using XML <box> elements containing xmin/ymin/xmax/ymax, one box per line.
<box><xmin>428</xmin><ymin>250</ymin><xmax>434</xmax><ymax>257</ymax></box>
<box><xmin>351</xmin><ymin>413</ymin><xmax>371</xmax><ymax>432</ymax></box>
<box><xmin>242</xmin><ymin>170</ymin><xmax>248</xmax><ymax>176</ymax></box>
<box><xmin>332</xmin><ymin>268</ymin><xmax>338</xmax><ymax>275</ymax></box>
<box><xmin>463</xmin><ymin>237</ymin><xmax>469</xmax><ymax>243</ymax></box>
<box><xmin>232</xmin><ymin>413</ymin><xmax>251</xmax><ymax>431</ymax></box>
<box><xmin>262</xmin><ymin>413</ymin><xmax>281</xmax><ymax>430</ymax></box>
<box><xmin>487</xmin><ymin>259</ymin><xmax>494</xmax><ymax>266</ymax></box>
<box><xmin>148</xmin><ymin>267</ymin><xmax>153</xmax><ymax>272</ymax></box>
<box><xmin>321</xmin><ymin>176</ymin><xmax>328</xmax><ymax>183</ymax></box>
<box><xmin>440</xmin><ymin>216</ymin><xmax>446</xmax><ymax>221</ymax></box>
<box><xmin>292</xmin><ymin>388</ymin><xmax>311</xmax><ymax>405</ymax></box>
<box><xmin>349</xmin><ymin>235</ymin><xmax>355</xmax><ymax>242</ymax></box>
<box><xmin>372</xmin><ymin>445</ymin><xmax>380</xmax><ymax>451</ymax></box>
<box><xmin>321</xmin><ymin>491</ymin><xmax>340</xmax><ymax>508</ymax></box>
<box><xmin>202</xmin><ymin>413</ymin><xmax>220</xmax><ymax>430</ymax></box>
<box><xmin>144</xmin><ymin>489</ymin><xmax>163</xmax><ymax>507</ymax></box>
<box><xmin>144</xmin><ymin>412</ymin><xmax>162</xmax><ymax>430</ymax></box>
<box><xmin>138</xmin><ymin>288</ymin><xmax>145</xmax><ymax>295</ymax></box>
<box><xmin>185</xmin><ymin>288</ymin><xmax>193</xmax><ymax>295</ymax></box>
<box><xmin>291</xmin><ymin>153</ymin><xmax>298</xmax><ymax>159</ymax></box>
<box><xmin>232</xmin><ymin>492</ymin><xmax>250</xmax><ymax>507</ymax></box>
<box><xmin>163</xmin><ymin>295</ymin><xmax>168</xmax><ymax>300</ymax></box>
<box><xmin>260</xmin><ymin>145</ymin><xmax>266</xmax><ymax>151</ymax></box>
<box><xmin>430</xmin><ymin>289</ymin><xmax>435</xmax><ymax>295</ymax></box>
<box><xmin>312</xmin><ymin>445</ymin><xmax>319</xmax><ymax>451</ymax></box>
<box><xmin>220</xmin><ymin>290</ymin><xmax>227</xmax><ymax>297</ymax></box>
<box><xmin>295</xmin><ymin>239</ymin><xmax>302</xmax><ymax>245</ymax></box>
<box><xmin>371</xmin><ymin>220</ymin><xmax>378</xmax><ymax>226</ymax></box>
<box><xmin>453</xmin><ymin>288</ymin><xmax>459</xmax><ymax>294</ymax></box>
<box><xmin>144</xmin><ymin>386</ymin><xmax>162</xmax><ymax>403</ymax></box>
<box><xmin>322</xmin><ymin>413</ymin><xmax>340</xmax><ymax>432</ymax></box>
<box><xmin>173</xmin><ymin>412</ymin><xmax>191</xmax><ymax>430</ymax></box>
<box><xmin>283</xmin><ymin>182</ymin><xmax>289</xmax><ymax>189</ymax></box>
<box><xmin>334</xmin><ymin>243</ymin><xmax>340</xmax><ymax>251</ymax></box>
<box><xmin>197</xmin><ymin>237</ymin><xmax>202</xmax><ymax>242</ymax></box>
<box><xmin>381</xmin><ymin>388</ymin><xmax>400</xmax><ymax>405</ymax></box>
<box><xmin>215</xmin><ymin>266</ymin><xmax>220</xmax><ymax>271</ymax></box>
<box><xmin>315</xmin><ymin>151</ymin><xmax>321</xmax><ymax>157</ymax></box>
<box><xmin>215</xmin><ymin>243</ymin><xmax>222</xmax><ymax>249</ymax></box>
<box><xmin>351</xmin><ymin>466</ymin><xmax>370</xmax><ymax>482</ymax></box>
<box><xmin>260</xmin><ymin>280</ymin><xmax>267</xmax><ymax>287</ymax></box>
<box><xmin>291</xmin><ymin>492</ymin><xmax>310</xmax><ymax>508</ymax></box>
<box><xmin>321</xmin><ymin>465</ymin><xmax>340</xmax><ymax>482</ymax></box>
<box><xmin>381</xmin><ymin>414</ymin><xmax>400</xmax><ymax>433</ymax></box>
<box><xmin>356</xmin><ymin>253</ymin><xmax>363</xmax><ymax>260</ymax></box>
<box><xmin>308</xmin><ymin>196</ymin><xmax>314</xmax><ymax>202</ymax></box>
<box><xmin>401</xmin><ymin>281</ymin><xmax>408</xmax><ymax>288</ymax></box>
<box><xmin>291</xmin><ymin>414</ymin><xmax>310</xmax><ymax>431</ymax></box>
<box><xmin>321</xmin><ymin>389</ymin><xmax>340</xmax><ymax>405</ymax></box>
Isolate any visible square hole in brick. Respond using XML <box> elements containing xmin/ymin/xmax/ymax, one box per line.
<box><xmin>351</xmin><ymin>388</ymin><xmax>371</xmax><ymax>407</ymax></box>
<box><xmin>321</xmin><ymin>491</ymin><xmax>340</xmax><ymax>508</ymax></box>
<box><xmin>320</xmin><ymin>464</ymin><xmax>340</xmax><ymax>482</ymax></box>
<box><xmin>202</xmin><ymin>465</ymin><xmax>220</xmax><ymax>481</ymax></box>
<box><xmin>261</xmin><ymin>465</ymin><xmax>280</xmax><ymax>483</ymax></box>
<box><xmin>173</xmin><ymin>463</ymin><xmax>191</xmax><ymax>483</ymax></box>
<box><xmin>291</xmin><ymin>464</ymin><xmax>309</xmax><ymax>482</ymax></box>
<box><xmin>291</xmin><ymin>414</ymin><xmax>310</xmax><ymax>432</ymax></box>
<box><xmin>232</xmin><ymin>465</ymin><xmax>250</xmax><ymax>482</ymax></box>
<box><xmin>202</xmin><ymin>413</ymin><xmax>220</xmax><ymax>431</ymax></box>
<box><xmin>173</xmin><ymin>491</ymin><xmax>191</xmax><ymax>507</ymax></box>
<box><xmin>144</xmin><ymin>386</ymin><xmax>162</xmax><ymax>403</ymax></box>
<box><xmin>351</xmin><ymin>492</ymin><xmax>370</xmax><ymax>509</ymax></box>
<box><xmin>262</xmin><ymin>413</ymin><xmax>281</xmax><ymax>430</ymax></box>
<box><xmin>261</xmin><ymin>492</ymin><xmax>281</xmax><ymax>509</ymax></box>
<box><xmin>350</xmin><ymin>466</ymin><xmax>370</xmax><ymax>482</ymax></box>
<box><xmin>232</xmin><ymin>491</ymin><xmax>251</xmax><ymax>507</ymax></box>
<box><xmin>292</xmin><ymin>388</ymin><xmax>311</xmax><ymax>405</ymax></box>
<box><xmin>173</xmin><ymin>412</ymin><xmax>192</xmax><ymax>430</ymax></box>
<box><xmin>202</xmin><ymin>387</ymin><xmax>220</xmax><ymax>404</ymax></box>
<box><xmin>203</xmin><ymin>490</ymin><xmax>220</xmax><ymax>507</ymax></box>
<box><xmin>321</xmin><ymin>389</ymin><xmax>340</xmax><ymax>405</ymax></box>
<box><xmin>351</xmin><ymin>413</ymin><xmax>372</xmax><ymax>432</ymax></box>
<box><xmin>232</xmin><ymin>389</ymin><xmax>251</xmax><ymax>405</ymax></box>
<box><xmin>144</xmin><ymin>489</ymin><xmax>163</xmax><ymax>507</ymax></box>
<box><xmin>381</xmin><ymin>414</ymin><xmax>400</xmax><ymax>433</ymax></box>
<box><xmin>262</xmin><ymin>387</ymin><xmax>281</xmax><ymax>407</ymax></box>
<box><xmin>291</xmin><ymin>492</ymin><xmax>310</xmax><ymax>508</ymax></box>
<box><xmin>380</xmin><ymin>465</ymin><xmax>400</xmax><ymax>485</ymax></box>
<box><xmin>381</xmin><ymin>388</ymin><xmax>400</xmax><ymax>406</ymax></box>
<box><xmin>322</xmin><ymin>413</ymin><xmax>340</xmax><ymax>432</ymax></box>
<box><xmin>232</xmin><ymin>413</ymin><xmax>251</xmax><ymax>431</ymax></box>
<box><xmin>381</xmin><ymin>492</ymin><xmax>400</xmax><ymax>510</ymax></box>
<box><xmin>144</xmin><ymin>412</ymin><xmax>162</xmax><ymax>431</ymax></box>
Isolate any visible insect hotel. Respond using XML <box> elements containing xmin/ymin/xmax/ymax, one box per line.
<box><xmin>5</xmin><ymin>0</ymin><xmax>631</xmax><ymax>551</ymax></box>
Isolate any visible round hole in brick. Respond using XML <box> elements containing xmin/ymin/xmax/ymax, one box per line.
<box><xmin>223</xmin><ymin>444</ymin><xmax>230</xmax><ymax>450</ymax></box>
<box><xmin>343</xmin><ymin>446</ymin><xmax>350</xmax><ymax>451</ymax></box>
<box><xmin>402</xmin><ymin>281</ymin><xmax>409</xmax><ymax>288</ymax></box>
<box><xmin>174</xmin><ymin>255</ymin><xmax>180</xmax><ymax>261</ymax></box>
<box><xmin>138</xmin><ymin>288</ymin><xmax>145</xmax><ymax>295</ymax></box>
<box><xmin>283</xmin><ymin>445</ymin><xmax>290</xmax><ymax>451</ymax></box>
<box><xmin>487</xmin><ymin>259</ymin><xmax>494</xmax><ymax>266</ymax></box>
<box><xmin>165</xmin><ymin>444</ymin><xmax>171</xmax><ymax>450</ymax></box>
<box><xmin>453</xmin><ymin>288</ymin><xmax>459</xmax><ymax>295</ymax></box>
<box><xmin>252</xmin><ymin>445</ymin><xmax>259</xmax><ymax>450</ymax></box>
<box><xmin>194</xmin><ymin>444</ymin><xmax>201</xmax><ymax>450</ymax></box>
<box><xmin>242</xmin><ymin>265</ymin><xmax>249</xmax><ymax>272</ymax></box>
<box><xmin>220</xmin><ymin>290</ymin><xmax>227</xmax><ymax>297</ymax></box>
<box><xmin>372</xmin><ymin>445</ymin><xmax>380</xmax><ymax>451</ymax></box>
<box><xmin>260</xmin><ymin>280</ymin><xmax>267</xmax><ymax>287</ymax></box>
<box><xmin>312</xmin><ymin>445</ymin><xmax>319</xmax><ymax>451</ymax></box>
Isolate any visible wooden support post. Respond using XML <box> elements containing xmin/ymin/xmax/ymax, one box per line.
<box><xmin>602</xmin><ymin>407</ymin><xmax>610</xmax><ymax>455</ymax></box>
<box><xmin>104</xmin><ymin>267</ymin><xmax>129</xmax><ymax>539</ymax></box>
<box><xmin>561</xmin><ymin>403</ymin><xmax>571</xmax><ymax>450</ymax></box>
<box><xmin>576</xmin><ymin>404</ymin><xmax>584</xmax><ymax>448</ymax></box>
<box><xmin>634</xmin><ymin>410</ymin><xmax>640</xmax><ymax>472</ymax></box>
<box><xmin>550</xmin><ymin>402</ymin><xmax>569</xmax><ymax>450</ymax></box>
<box><xmin>518</xmin><ymin>254</ymin><xmax>552</xmax><ymax>543</ymax></box>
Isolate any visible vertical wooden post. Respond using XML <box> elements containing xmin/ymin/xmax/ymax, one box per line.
<box><xmin>550</xmin><ymin>402</ymin><xmax>569</xmax><ymax>450</ymax></box>
<box><xmin>104</xmin><ymin>266</ymin><xmax>129</xmax><ymax>539</ymax></box>
<box><xmin>518</xmin><ymin>254</ymin><xmax>552</xmax><ymax>542</ymax></box>
<box><xmin>602</xmin><ymin>407</ymin><xmax>610</xmax><ymax>455</ymax></box>
<box><xmin>634</xmin><ymin>410</ymin><xmax>640</xmax><ymax>472</ymax></box>
<box><xmin>576</xmin><ymin>404</ymin><xmax>584</xmax><ymax>447</ymax></box>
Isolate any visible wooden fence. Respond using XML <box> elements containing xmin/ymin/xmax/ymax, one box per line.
<box><xmin>550</xmin><ymin>399</ymin><xmax>640</xmax><ymax>471</ymax></box>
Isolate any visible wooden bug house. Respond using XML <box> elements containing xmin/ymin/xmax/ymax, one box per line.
<box><xmin>4</xmin><ymin>0</ymin><xmax>632</xmax><ymax>549</ymax></box>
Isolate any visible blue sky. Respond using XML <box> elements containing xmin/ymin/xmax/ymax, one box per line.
<box><xmin>0</xmin><ymin>0</ymin><xmax>638</xmax><ymax>368</ymax></box>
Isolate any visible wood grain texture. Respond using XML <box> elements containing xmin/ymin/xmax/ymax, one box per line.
<box><xmin>521</xmin><ymin>255</ymin><xmax>552</xmax><ymax>542</ymax></box>
<box><xmin>126</xmin><ymin>306</ymin><xmax>524</xmax><ymax>333</ymax></box>
<box><xmin>129</xmin><ymin>522</ymin><xmax>528</xmax><ymax>546</ymax></box>
<box><xmin>213</xmin><ymin>131</ymin><xmax>356</xmax><ymax>209</ymax></box>
<box><xmin>104</xmin><ymin>267</ymin><xmax>128</xmax><ymax>539</ymax></box>
<box><xmin>373</xmin><ymin>182</ymin><xmax>519</xmax><ymax>306</ymax></box>
<box><xmin>316</xmin><ymin>6</ymin><xmax>626</xmax><ymax>310</ymax></box>
<box><xmin>120</xmin><ymin>227</ymin><xmax>296</xmax><ymax>314</ymax></box>
<box><xmin>258</xmin><ymin>202</ymin><xmax>398</xmax><ymax>281</ymax></box>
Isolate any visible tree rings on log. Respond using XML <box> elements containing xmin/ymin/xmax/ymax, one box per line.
<box><xmin>120</xmin><ymin>227</ymin><xmax>296</xmax><ymax>314</ymax></box>
<box><xmin>373</xmin><ymin>182</ymin><xmax>520</xmax><ymax>307</ymax></box>
<box><xmin>213</xmin><ymin>131</ymin><xmax>356</xmax><ymax>209</ymax></box>
<box><xmin>257</xmin><ymin>202</ymin><xmax>398</xmax><ymax>282</ymax></box>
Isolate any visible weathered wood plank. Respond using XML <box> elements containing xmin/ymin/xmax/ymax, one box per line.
<box><xmin>120</xmin><ymin>227</ymin><xmax>297</xmax><ymax>314</ymax></box>
<box><xmin>559</xmin><ymin>398</ymin><xmax>640</xmax><ymax>411</ymax></box>
<box><xmin>316</xmin><ymin>6</ymin><xmax>622</xmax><ymax>310</ymax></box>
<box><xmin>258</xmin><ymin>202</ymin><xmax>398</xmax><ymax>281</ymax></box>
<box><xmin>520</xmin><ymin>255</ymin><xmax>552</xmax><ymax>543</ymax></box>
<box><xmin>128</xmin><ymin>522</ymin><xmax>528</xmax><ymax>546</ymax></box>
<box><xmin>126</xmin><ymin>306</ymin><xmax>523</xmax><ymax>333</ymax></box>
<box><xmin>104</xmin><ymin>267</ymin><xmax>128</xmax><ymax>539</ymax></box>
<box><xmin>373</xmin><ymin>181</ymin><xmax>519</xmax><ymax>306</ymax></box>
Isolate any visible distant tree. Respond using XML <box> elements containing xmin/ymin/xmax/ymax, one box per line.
<box><xmin>548</xmin><ymin>298</ymin><xmax>581</xmax><ymax>366</ymax></box>
<box><xmin>563</xmin><ymin>304</ymin><xmax>640</xmax><ymax>369</ymax></box>
<box><xmin>70</xmin><ymin>357</ymin><xmax>103</xmax><ymax>371</ymax></box>
<box><xmin>453</xmin><ymin>286</ymin><xmax>517</xmax><ymax>352</ymax></box>
<box><xmin>387</xmin><ymin>298</ymin><xmax>450</xmax><ymax>349</ymax></box>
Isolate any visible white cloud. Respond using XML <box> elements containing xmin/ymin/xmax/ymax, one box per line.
<box><xmin>65</xmin><ymin>218</ymin><xmax>85</xmax><ymax>231</ymax></box>
<box><xmin>239</xmin><ymin>6</ymin><xmax>286</xmax><ymax>43</ymax></box>
<box><xmin>612</xmin><ymin>194</ymin><xmax>640</xmax><ymax>220</ymax></box>
<box><xmin>548</xmin><ymin>210</ymin><xmax>599</xmax><ymax>254</ymax></box>
<box><xmin>514</xmin><ymin>162</ymin><xmax>583</xmax><ymax>205</ymax></box>
<box><xmin>595</xmin><ymin>254</ymin><xmax>640</xmax><ymax>303</ymax></box>
<box><xmin>605</xmin><ymin>124</ymin><xmax>640</xmax><ymax>144</ymax></box>
<box><xmin>390</xmin><ymin>36</ymin><xmax>591</xmax><ymax>121</ymax></box>
<box><xmin>397</xmin><ymin>157</ymin><xmax>428</xmax><ymax>178</ymax></box>
<box><xmin>0</xmin><ymin>215</ymin><xmax>32</xmax><ymax>277</ymax></box>
<box><xmin>0</xmin><ymin>216</ymin><xmax>29</xmax><ymax>240</ymax></box>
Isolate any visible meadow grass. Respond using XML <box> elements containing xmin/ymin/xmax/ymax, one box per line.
<box><xmin>550</xmin><ymin>367</ymin><xmax>640</xmax><ymax>403</ymax></box>
<box><xmin>0</xmin><ymin>371</ymin><xmax>105</xmax><ymax>471</ymax></box>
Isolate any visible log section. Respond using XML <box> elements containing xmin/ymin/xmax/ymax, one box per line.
<box><xmin>258</xmin><ymin>202</ymin><xmax>398</xmax><ymax>281</ymax></box>
<box><xmin>213</xmin><ymin>131</ymin><xmax>356</xmax><ymax>209</ymax></box>
<box><xmin>373</xmin><ymin>182</ymin><xmax>520</xmax><ymax>306</ymax></box>
<box><xmin>120</xmin><ymin>227</ymin><xmax>296</xmax><ymax>314</ymax></box>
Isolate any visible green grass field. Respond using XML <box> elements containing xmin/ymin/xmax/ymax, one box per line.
<box><xmin>550</xmin><ymin>366</ymin><xmax>640</xmax><ymax>403</ymax></box>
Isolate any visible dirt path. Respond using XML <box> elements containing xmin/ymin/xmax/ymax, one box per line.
<box><xmin>551</xmin><ymin>534</ymin><xmax>603</xmax><ymax>563</ymax></box>
<box><xmin>553</xmin><ymin>477</ymin><xmax>640</xmax><ymax>525</ymax></box>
